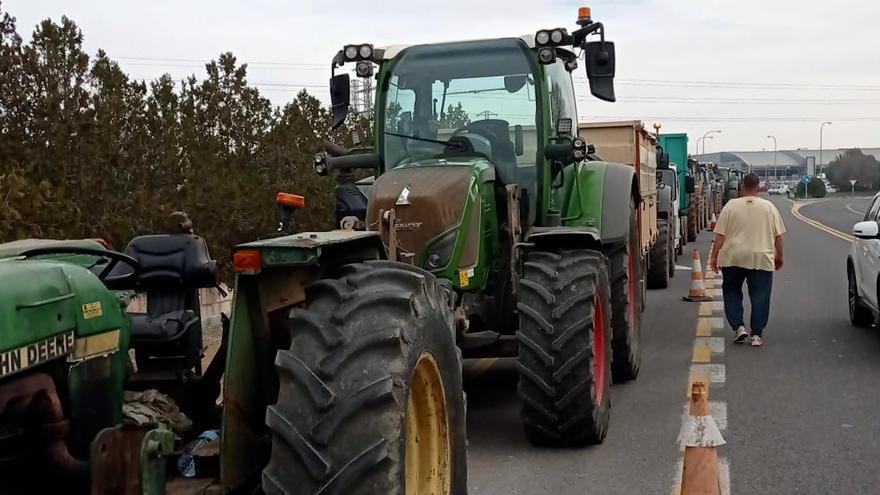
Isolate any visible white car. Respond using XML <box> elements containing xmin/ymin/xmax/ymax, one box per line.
<box><xmin>848</xmin><ymin>193</ymin><xmax>880</xmax><ymax>326</ymax></box>
<box><xmin>768</xmin><ymin>184</ymin><xmax>788</xmax><ymax>195</ymax></box>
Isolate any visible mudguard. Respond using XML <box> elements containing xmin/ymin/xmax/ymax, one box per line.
<box><xmin>599</xmin><ymin>162</ymin><xmax>640</xmax><ymax>245</ymax></box>
<box><xmin>526</xmin><ymin>161</ymin><xmax>637</xmax><ymax>249</ymax></box>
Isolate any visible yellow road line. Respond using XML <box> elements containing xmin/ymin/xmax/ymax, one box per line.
<box><xmin>692</xmin><ymin>340</ymin><xmax>711</xmax><ymax>362</ymax></box>
<box><xmin>696</xmin><ymin>319</ymin><xmax>714</xmax><ymax>336</ymax></box>
<box><xmin>790</xmin><ymin>201</ymin><xmax>853</xmax><ymax>241</ymax></box>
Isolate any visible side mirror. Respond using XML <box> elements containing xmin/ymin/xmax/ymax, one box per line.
<box><xmin>657</xmin><ymin>152</ymin><xmax>670</xmax><ymax>170</ymax></box>
<box><xmin>514</xmin><ymin>125</ymin><xmax>524</xmax><ymax>156</ymax></box>
<box><xmin>685</xmin><ymin>176</ymin><xmax>696</xmax><ymax>194</ymax></box>
<box><xmin>330</xmin><ymin>74</ymin><xmax>350</xmax><ymax>129</ymax></box>
<box><xmin>584</xmin><ymin>41</ymin><xmax>615</xmax><ymax>102</ymax></box>
<box><xmin>853</xmin><ymin>221</ymin><xmax>880</xmax><ymax>239</ymax></box>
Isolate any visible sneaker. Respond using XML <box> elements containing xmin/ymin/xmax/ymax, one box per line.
<box><xmin>734</xmin><ymin>326</ymin><xmax>749</xmax><ymax>344</ymax></box>
<box><xmin>750</xmin><ymin>335</ymin><xmax>764</xmax><ymax>347</ymax></box>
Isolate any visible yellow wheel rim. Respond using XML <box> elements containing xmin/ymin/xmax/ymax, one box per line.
<box><xmin>405</xmin><ymin>352</ymin><xmax>451</xmax><ymax>495</ymax></box>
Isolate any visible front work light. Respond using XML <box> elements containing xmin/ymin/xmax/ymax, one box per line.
<box><xmin>358</xmin><ymin>44</ymin><xmax>373</xmax><ymax>59</ymax></box>
<box><xmin>550</xmin><ymin>29</ymin><xmax>565</xmax><ymax>44</ymax></box>
<box><xmin>344</xmin><ymin>45</ymin><xmax>358</xmax><ymax>61</ymax></box>
<box><xmin>535</xmin><ymin>30</ymin><xmax>551</xmax><ymax>46</ymax></box>
<box><xmin>537</xmin><ymin>47</ymin><xmax>556</xmax><ymax>64</ymax></box>
<box><xmin>355</xmin><ymin>60</ymin><xmax>373</xmax><ymax>78</ymax></box>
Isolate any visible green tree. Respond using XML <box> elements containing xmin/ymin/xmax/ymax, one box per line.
<box><xmin>440</xmin><ymin>102</ymin><xmax>470</xmax><ymax>129</ymax></box>
<box><xmin>827</xmin><ymin>149</ymin><xmax>880</xmax><ymax>192</ymax></box>
<box><xmin>795</xmin><ymin>176</ymin><xmax>826</xmax><ymax>198</ymax></box>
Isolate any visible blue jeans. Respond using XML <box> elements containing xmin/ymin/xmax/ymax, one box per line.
<box><xmin>721</xmin><ymin>267</ymin><xmax>774</xmax><ymax>336</ymax></box>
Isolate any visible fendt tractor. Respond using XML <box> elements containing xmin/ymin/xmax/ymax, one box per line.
<box><xmin>0</xmin><ymin>8</ymin><xmax>637</xmax><ymax>495</ymax></box>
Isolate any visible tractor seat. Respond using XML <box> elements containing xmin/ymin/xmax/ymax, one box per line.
<box><xmin>130</xmin><ymin>309</ymin><xmax>197</xmax><ymax>340</ymax></box>
<box><xmin>122</xmin><ymin>233</ymin><xmax>216</xmax><ymax>375</ymax></box>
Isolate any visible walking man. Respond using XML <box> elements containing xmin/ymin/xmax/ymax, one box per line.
<box><xmin>709</xmin><ymin>173</ymin><xmax>785</xmax><ymax>347</ymax></box>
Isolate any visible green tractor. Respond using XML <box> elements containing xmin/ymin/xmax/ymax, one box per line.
<box><xmin>0</xmin><ymin>230</ymin><xmax>226</xmax><ymax>494</ymax></box>
<box><xmin>0</xmin><ymin>8</ymin><xmax>644</xmax><ymax>495</ymax></box>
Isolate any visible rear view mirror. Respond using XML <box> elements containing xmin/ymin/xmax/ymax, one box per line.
<box><xmin>685</xmin><ymin>176</ymin><xmax>696</xmax><ymax>194</ymax></box>
<box><xmin>330</xmin><ymin>74</ymin><xmax>350</xmax><ymax>129</ymax></box>
<box><xmin>584</xmin><ymin>41</ymin><xmax>615</xmax><ymax>102</ymax></box>
<box><xmin>657</xmin><ymin>152</ymin><xmax>670</xmax><ymax>170</ymax></box>
<box><xmin>504</xmin><ymin>75</ymin><xmax>528</xmax><ymax>93</ymax></box>
<box><xmin>853</xmin><ymin>221</ymin><xmax>880</xmax><ymax>239</ymax></box>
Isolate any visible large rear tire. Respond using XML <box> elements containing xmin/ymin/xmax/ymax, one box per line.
<box><xmin>517</xmin><ymin>249</ymin><xmax>612</xmax><ymax>446</ymax></box>
<box><xmin>647</xmin><ymin>220</ymin><xmax>670</xmax><ymax>289</ymax></box>
<box><xmin>262</xmin><ymin>261</ymin><xmax>467</xmax><ymax>495</ymax></box>
<box><xmin>606</xmin><ymin>199</ymin><xmax>642</xmax><ymax>382</ymax></box>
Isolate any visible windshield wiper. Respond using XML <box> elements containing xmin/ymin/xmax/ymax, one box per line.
<box><xmin>384</xmin><ymin>131</ymin><xmax>464</xmax><ymax>150</ymax></box>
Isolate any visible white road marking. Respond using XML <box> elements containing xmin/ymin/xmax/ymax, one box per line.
<box><xmin>690</xmin><ymin>363</ymin><xmax>726</xmax><ymax>384</ymax></box>
<box><xmin>709</xmin><ymin>288</ymin><xmax>723</xmax><ymax>297</ymax></box>
<box><xmin>720</xmin><ymin>457</ymin><xmax>731</xmax><ymax>495</ymax></box>
<box><xmin>846</xmin><ymin>202</ymin><xmax>865</xmax><ymax>215</ymax></box>
<box><xmin>675</xmin><ymin>265</ymin><xmax>693</xmax><ymax>271</ymax></box>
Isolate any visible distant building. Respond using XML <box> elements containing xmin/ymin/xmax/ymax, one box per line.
<box><xmin>693</xmin><ymin>148</ymin><xmax>880</xmax><ymax>178</ymax></box>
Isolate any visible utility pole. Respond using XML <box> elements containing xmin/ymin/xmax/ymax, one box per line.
<box><xmin>767</xmin><ymin>135</ymin><xmax>777</xmax><ymax>180</ymax></box>
<box><xmin>820</xmin><ymin>121</ymin><xmax>832</xmax><ymax>174</ymax></box>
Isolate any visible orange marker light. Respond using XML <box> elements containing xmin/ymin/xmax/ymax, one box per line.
<box><xmin>578</xmin><ymin>7</ymin><xmax>592</xmax><ymax>21</ymax></box>
<box><xmin>234</xmin><ymin>249</ymin><xmax>262</xmax><ymax>274</ymax></box>
<box><xmin>276</xmin><ymin>192</ymin><xmax>305</xmax><ymax>209</ymax></box>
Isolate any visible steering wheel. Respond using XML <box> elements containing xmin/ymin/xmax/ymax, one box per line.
<box><xmin>450</xmin><ymin>120</ymin><xmax>507</xmax><ymax>144</ymax></box>
<box><xmin>19</xmin><ymin>246</ymin><xmax>140</xmax><ymax>288</ymax></box>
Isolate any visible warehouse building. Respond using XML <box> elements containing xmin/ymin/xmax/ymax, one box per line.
<box><xmin>693</xmin><ymin>148</ymin><xmax>880</xmax><ymax>178</ymax></box>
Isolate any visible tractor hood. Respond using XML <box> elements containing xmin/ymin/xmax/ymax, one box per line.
<box><xmin>0</xmin><ymin>259</ymin><xmax>129</xmax><ymax>377</ymax></box>
<box><xmin>366</xmin><ymin>160</ymin><xmax>487</xmax><ymax>264</ymax></box>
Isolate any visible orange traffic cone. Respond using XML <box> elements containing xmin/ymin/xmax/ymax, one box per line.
<box><xmin>679</xmin><ymin>381</ymin><xmax>725</xmax><ymax>495</ymax></box>
<box><xmin>709</xmin><ymin>213</ymin><xmax>717</xmax><ymax>232</ymax></box>
<box><xmin>682</xmin><ymin>250</ymin><xmax>713</xmax><ymax>302</ymax></box>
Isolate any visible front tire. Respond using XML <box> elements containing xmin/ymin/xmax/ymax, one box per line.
<box><xmin>517</xmin><ymin>249</ymin><xmax>613</xmax><ymax>446</ymax></box>
<box><xmin>848</xmin><ymin>265</ymin><xmax>873</xmax><ymax>328</ymax></box>
<box><xmin>647</xmin><ymin>220</ymin><xmax>670</xmax><ymax>289</ymax></box>
<box><xmin>263</xmin><ymin>261</ymin><xmax>467</xmax><ymax>495</ymax></box>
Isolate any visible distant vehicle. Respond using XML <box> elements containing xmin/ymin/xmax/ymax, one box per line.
<box><xmin>826</xmin><ymin>183</ymin><xmax>838</xmax><ymax>193</ymax></box>
<box><xmin>768</xmin><ymin>184</ymin><xmax>788</xmax><ymax>195</ymax></box>
<box><xmin>848</xmin><ymin>192</ymin><xmax>880</xmax><ymax>326</ymax></box>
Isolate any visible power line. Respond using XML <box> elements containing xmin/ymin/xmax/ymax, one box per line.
<box><xmin>116</xmin><ymin>56</ymin><xmax>325</xmax><ymax>67</ymax></box>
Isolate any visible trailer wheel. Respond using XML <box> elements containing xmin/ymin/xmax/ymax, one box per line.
<box><xmin>647</xmin><ymin>220</ymin><xmax>670</xmax><ymax>289</ymax></box>
<box><xmin>263</xmin><ymin>261</ymin><xmax>467</xmax><ymax>495</ymax></box>
<box><xmin>606</xmin><ymin>198</ymin><xmax>642</xmax><ymax>382</ymax></box>
<box><xmin>517</xmin><ymin>249</ymin><xmax>612</xmax><ymax>446</ymax></box>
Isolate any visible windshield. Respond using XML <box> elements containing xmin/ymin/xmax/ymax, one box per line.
<box><xmin>381</xmin><ymin>39</ymin><xmax>538</xmax><ymax>179</ymax></box>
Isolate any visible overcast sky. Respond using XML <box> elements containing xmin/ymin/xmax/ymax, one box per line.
<box><xmin>5</xmin><ymin>0</ymin><xmax>880</xmax><ymax>154</ymax></box>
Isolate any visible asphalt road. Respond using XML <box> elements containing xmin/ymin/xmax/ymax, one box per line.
<box><xmin>465</xmin><ymin>195</ymin><xmax>880</xmax><ymax>494</ymax></box>
<box><xmin>798</xmin><ymin>195</ymin><xmax>871</xmax><ymax>235</ymax></box>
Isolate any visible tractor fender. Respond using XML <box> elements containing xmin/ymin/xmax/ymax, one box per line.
<box><xmin>234</xmin><ymin>230</ymin><xmax>386</xmax><ymax>269</ymax></box>
<box><xmin>600</xmin><ymin>162</ymin><xmax>640</xmax><ymax>245</ymax></box>
<box><xmin>526</xmin><ymin>226</ymin><xmax>603</xmax><ymax>251</ymax></box>
<box><xmin>657</xmin><ymin>183</ymin><xmax>673</xmax><ymax>219</ymax></box>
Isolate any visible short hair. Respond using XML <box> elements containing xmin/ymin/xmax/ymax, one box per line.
<box><xmin>742</xmin><ymin>173</ymin><xmax>760</xmax><ymax>189</ymax></box>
